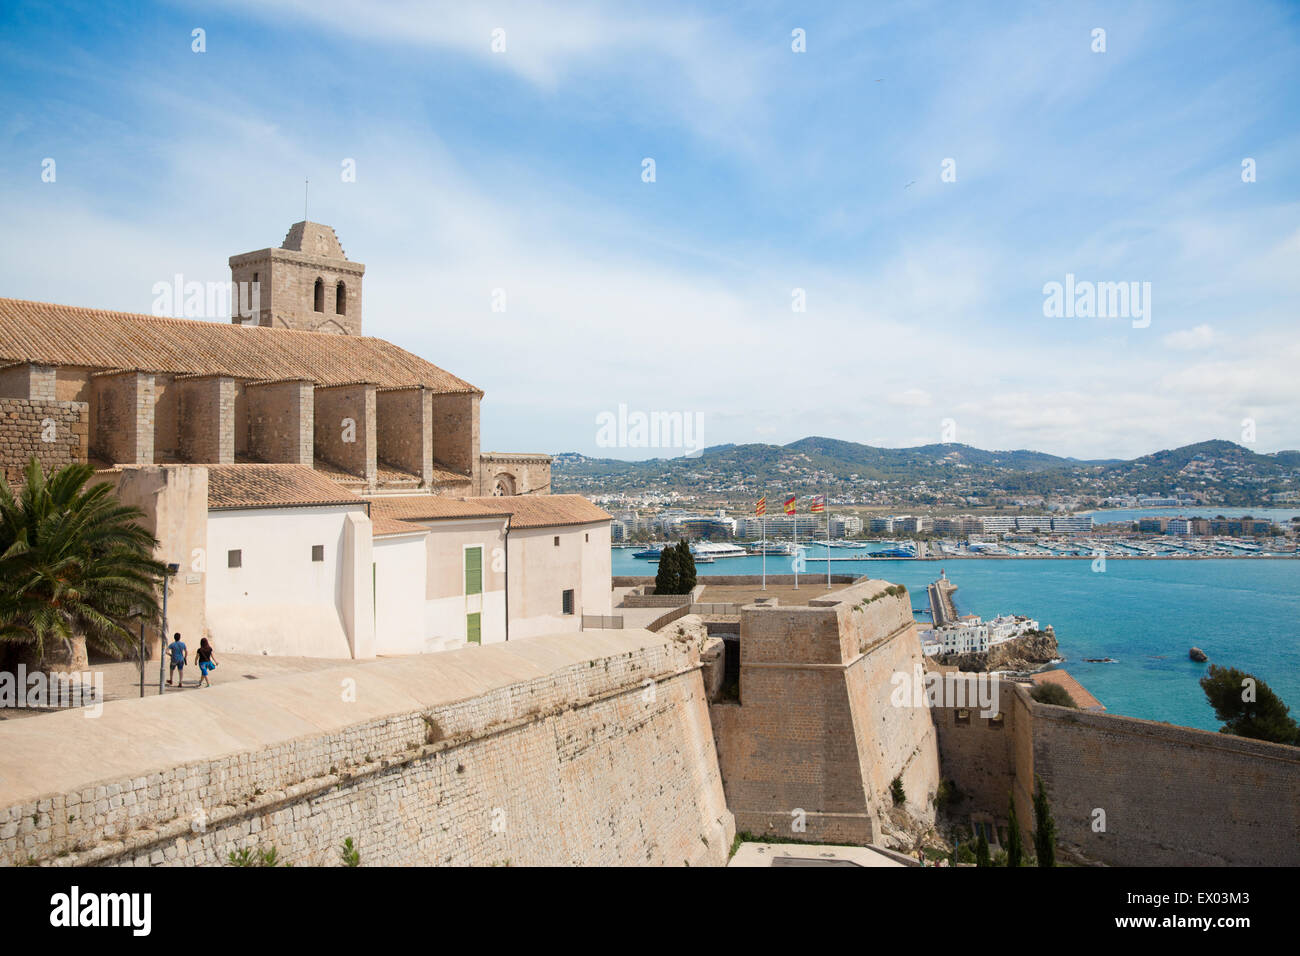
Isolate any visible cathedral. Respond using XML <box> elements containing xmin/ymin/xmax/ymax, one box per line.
<box><xmin>0</xmin><ymin>221</ymin><xmax>550</xmax><ymax>498</ymax></box>
<box><xmin>0</xmin><ymin>223</ymin><xmax>603</xmax><ymax>660</ymax></box>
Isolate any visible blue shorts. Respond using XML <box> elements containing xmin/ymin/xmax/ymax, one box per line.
<box><xmin>200</xmin><ymin>661</ymin><xmax>214</xmax><ymax>676</ymax></box>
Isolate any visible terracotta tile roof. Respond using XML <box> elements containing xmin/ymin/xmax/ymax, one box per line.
<box><xmin>371</xmin><ymin>516</ymin><xmax>430</xmax><ymax>537</ymax></box>
<box><xmin>0</xmin><ymin>297</ymin><xmax>480</xmax><ymax>393</ymax></box>
<box><xmin>366</xmin><ymin>496</ymin><xmax>509</xmax><ymax>523</ymax></box>
<box><xmin>460</xmin><ymin>494</ymin><xmax>610</xmax><ymax>529</ymax></box>
<box><xmin>207</xmin><ymin>464</ymin><xmax>365</xmax><ymax>510</ymax></box>
<box><xmin>1032</xmin><ymin>669</ymin><xmax>1105</xmax><ymax>711</ymax></box>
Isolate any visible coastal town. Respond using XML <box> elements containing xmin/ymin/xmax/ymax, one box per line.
<box><xmin>607</xmin><ymin>505</ymin><xmax>1300</xmax><ymax>558</ymax></box>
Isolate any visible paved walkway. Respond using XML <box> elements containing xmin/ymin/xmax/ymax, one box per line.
<box><xmin>0</xmin><ymin>653</ymin><xmax>367</xmax><ymax>721</ymax></box>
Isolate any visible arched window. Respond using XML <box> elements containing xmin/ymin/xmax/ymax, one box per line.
<box><xmin>313</xmin><ymin>278</ymin><xmax>324</xmax><ymax>312</ymax></box>
<box><xmin>336</xmin><ymin>281</ymin><xmax>346</xmax><ymax>315</ymax></box>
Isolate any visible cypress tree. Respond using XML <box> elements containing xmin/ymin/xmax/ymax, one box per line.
<box><xmin>1033</xmin><ymin>775</ymin><xmax>1056</xmax><ymax>867</ymax></box>
<box><xmin>1005</xmin><ymin>794</ymin><xmax>1024</xmax><ymax>867</ymax></box>
<box><xmin>676</xmin><ymin>539</ymin><xmax>697</xmax><ymax>593</ymax></box>
<box><xmin>654</xmin><ymin>543</ymin><xmax>679</xmax><ymax>595</ymax></box>
<box><xmin>975</xmin><ymin>832</ymin><xmax>990</xmax><ymax>867</ymax></box>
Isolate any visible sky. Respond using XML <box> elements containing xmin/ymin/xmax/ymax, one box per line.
<box><xmin>1</xmin><ymin>0</ymin><xmax>1298</xmax><ymax>461</ymax></box>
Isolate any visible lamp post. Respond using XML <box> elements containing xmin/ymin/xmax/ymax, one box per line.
<box><xmin>157</xmin><ymin>563</ymin><xmax>180</xmax><ymax>695</ymax></box>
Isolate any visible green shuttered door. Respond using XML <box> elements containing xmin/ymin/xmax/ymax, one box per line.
<box><xmin>465</xmin><ymin>547</ymin><xmax>482</xmax><ymax>595</ymax></box>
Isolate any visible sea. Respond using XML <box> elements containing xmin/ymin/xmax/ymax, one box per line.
<box><xmin>612</xmin><ymin>545</ymin><xmax>1300</xmax><ymax>732</ymax></box>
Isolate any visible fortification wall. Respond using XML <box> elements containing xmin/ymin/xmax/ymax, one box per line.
<box><xmin>935</xmin><ymin>681</ymin><xmax>1299</xmax><ymax>866</ymax></box>
<box><xmin>0</xmin><ymin>631</ymin><xmax>733</xmax><ymax>867</ymax></box>
<box><xmin>1032</xmin><ymin>704</ymin><xmax>1300</xmax><ymax>866</ymax></box>
<box><xmin>710</xmin><ymin>580</ymin><xmax>939</xmax><ymax>845</ymax></box>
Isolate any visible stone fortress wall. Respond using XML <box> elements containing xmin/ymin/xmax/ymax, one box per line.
<box><xmin>0</xmin><ymin>631</ymin><xmax>733</xmax><ymax>867</ymax></box>
<box><xmin>710</xmin><ymin>579</ymin><xmax>942</xmax><ymax>845</ymax></box>
<box><xmin>1</xmin><ymin>562</ymin><xmax>1294</xmax><ymax>867</ymax></box>
<box><xmin>934</xmin><ymin>680</ymin><xmax>1300</xmax><ymax>866</ymax></box>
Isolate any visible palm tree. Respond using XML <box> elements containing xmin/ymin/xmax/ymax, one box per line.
<box><xmin>0</xmin><ymin>458</ymin><xmax>167</xmax><ymax>667</ymax></box>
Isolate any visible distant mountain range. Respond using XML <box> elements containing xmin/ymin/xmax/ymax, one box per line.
<box><xmin>552</xmin><ymin>438</ymin><xmax>1300</xmax><ymax>507</ymax></box>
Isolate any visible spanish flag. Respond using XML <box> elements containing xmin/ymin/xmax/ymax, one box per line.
<box><xmin>810</xmin><ymin>495</ymin><xmax>825</xmax><ymax>514</ymax></box>
<box><xmin>755</xmin><ymin>496</ymin><xmax>766</xmax><ymax>516</ymax></box>
<box><xmin>783</xmin><ymin>494</ymin><xmax>796</xmax><ymax>515</ymax></box>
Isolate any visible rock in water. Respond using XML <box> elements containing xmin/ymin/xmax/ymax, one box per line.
<box><xmin>1189</xmin><ymin>647</ymin><xmax>1208</xmax><ymax>662</ymax></box>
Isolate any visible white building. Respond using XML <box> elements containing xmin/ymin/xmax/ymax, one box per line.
<box><xmin>986</xmin><ymin>614</ymin><xmax>1040</xmax><ymax>644</ymax></box>
<box><xmin>938</xmin><ymin>621</ymin><xmax>989</xmax><ymax>655</ymax></box>
<box><xmin>830</xmin><ymin>514</ymin><xmax>863</xmax><ymax>538</ymax></box>
<box><xmin>116</xmin><ymin>463</ymin><xmax>612</xmax><ymax>660</ymax></box>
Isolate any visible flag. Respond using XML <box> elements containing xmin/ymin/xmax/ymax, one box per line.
<box><xmin>755</xmin><ymin>496</ymin><xmax>766</xmax><ymax>516</ymax></box>
<box><xmin>810</xmin><ymin>495</ymin><xmax>825</xmax><ymax>514</ymax></box>
<box><xmin>783</xmin><ymin>494</ymin><xmax>796</xmax><ymax>515</ymax></box>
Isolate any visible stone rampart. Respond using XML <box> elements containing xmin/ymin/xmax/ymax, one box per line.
<box><xmin>0</xmin><ymin>631</ymin><xmax>733</xmax><ymax>867</ymax></box>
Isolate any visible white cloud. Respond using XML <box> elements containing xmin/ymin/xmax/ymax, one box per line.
<box><xmin>888</xmin><ymin>388</ymin><xmax>933</xmax><ymax>407</ymax></box>
<box><xmin>1162</xmin><ymin>324</ymin><xmax>1215</xmax><ymax>349</ymax></box>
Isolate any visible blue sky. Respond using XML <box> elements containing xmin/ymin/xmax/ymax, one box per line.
<box><xmin>2</xmin><ymin>0</ymin><xmax>1298</xmax><ymax>460</ymax></box>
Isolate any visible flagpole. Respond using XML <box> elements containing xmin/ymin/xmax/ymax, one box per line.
<box><xmin>825</xmin><ymin>489</ymin><xmax>831</xmax><ymax>587</ymax></box>
<box><xmin>793</xmin><ymin>496</ymin><xmax>798</xmax><ymax>590</ymax></box>
<box><xmin>761</xmin><ymin>511</ymin><xmax>766</xmax><ymax>591</ymax></box>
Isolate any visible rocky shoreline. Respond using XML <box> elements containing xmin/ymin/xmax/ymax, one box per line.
<box><xmin>941</xmin><ymin>628</ymin><xmax>1062</xmax><ymax>673</ymax></box>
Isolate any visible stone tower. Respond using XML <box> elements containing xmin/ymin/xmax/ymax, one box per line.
<box><xmin>229</xmin><ymin>222</ymin><xmax>365</xmax><ymax>335</ymax></box>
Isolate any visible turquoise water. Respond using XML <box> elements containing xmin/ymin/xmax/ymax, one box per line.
<box><xmin>613</xmin><ymin>549</ymin><xmax>1300</xmax><ymax>731</ymax></box>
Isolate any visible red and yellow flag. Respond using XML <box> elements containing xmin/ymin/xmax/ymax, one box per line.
<box><xmin>783</xmin><ymin>494</ymin><xmax>796</xmax><ymax>515</ymax></box>
<box><xmin>755</xmin><ymin>496</ymin><xmax>766</xmax><ymax>516</ymax></box>
<box><xmin>810</xmin><ymin>495</ymin><xmax>825</xmax><ymax>514</ymax></box>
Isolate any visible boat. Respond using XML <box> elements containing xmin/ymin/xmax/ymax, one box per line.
<box><xmin>748</xmin><ymin>540</ymin><xmax>795</xmax><ymax>556</ymax></box>
<box><xmin>692</xmin><ymin>541</ymin><xmax>749</xmax><ymax>559</ymax></box>
<box><xmin>632</xmin><ymin>547</ymin><xmax>662</xmax><ymax>559</ymax></box>
<box><xmin>873</xmin><ymin>545</ymin><xmax>916</xmax><ymax>558</ymax></box>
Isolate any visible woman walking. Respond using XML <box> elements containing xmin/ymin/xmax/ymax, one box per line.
<box><xmin>195</xmin><ymin>638</ymin><xmax>217</xmax><ymax>688</ymax></box>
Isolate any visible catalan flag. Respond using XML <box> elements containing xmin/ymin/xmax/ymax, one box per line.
<box><xmin>783</xmin><ymin>494</ymin><xmax>796</xmax><ymax>515</ymax></box>
<box><xmin>755</xmin><ymin>496</ymin><xmax>766</xmax><ymax>516</ymax></box>
<box><xmin>810</xmin><ymin>495</ymin><xmax>825</xmax><ymax>514</ymax></box>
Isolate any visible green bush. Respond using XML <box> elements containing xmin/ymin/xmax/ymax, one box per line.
<box><xmin>1030</xmin><ymin>681</ymin><xmax>1077</xmax><ymax>708</ymax></box>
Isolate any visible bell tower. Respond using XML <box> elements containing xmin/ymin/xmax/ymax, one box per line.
<box><xmin>229</xmin><ymin>221</ymin><xmax>365</xmax><ymax>334</ymax></box>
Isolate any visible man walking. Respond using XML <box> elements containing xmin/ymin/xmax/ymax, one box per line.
<box><xmin>166</xmin><ymin>632</ymin><xmax>187</xmax><ymax>688</ymax></box>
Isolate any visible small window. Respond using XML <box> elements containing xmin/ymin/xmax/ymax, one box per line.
<box><xmin>311</xmin><ymin>545</ymin><xmax>324</xmax><ymax>562</ymax></box>
<box><xmin>554</xmin><ymin>536</ymin><xmax>560</xmax><ymax>547</ymax></box>
<box><xmin>989</xmin><ymin>712</ymin><xmax>1005</xmax><ymax>728</ymax></box>
<box><xmin>954</xmin><ymin>709</ymin><xmax>970</xmax><ymax>726</ymax></box>
<box><xmin>227</xmin><ymin>549</ymin><xmax>242</xmax><ymax>568</ymax></box>
<box><xmin>585</xmin><ymin>533</ymin><xmax>589</xmax><ymax>542</ymax></box>
<box><xmin>562</xmin><ymin>589</ymin><xmax>574</xmax><ymax>615</ymax></box>
<box><xmin>336</xmin><ymin>281</ymin><xmax>346</xmax><ymax>315</ymax></box>
<box><xmin>313</xmin><ymin>277</ymin><xmax>324</xmax><ymax>312</ymax></box>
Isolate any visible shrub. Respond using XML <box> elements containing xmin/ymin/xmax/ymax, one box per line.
<box><xmin>1030</xmin><ymin>681</ymin><xmax>1077</xmax><ymax>708</ymax></box>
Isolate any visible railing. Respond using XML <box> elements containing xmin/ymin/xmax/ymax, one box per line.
<box><xmin>581</xmin><ymin>614</ymin><xmax>625</xmax><ymax>630</ymax></box>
